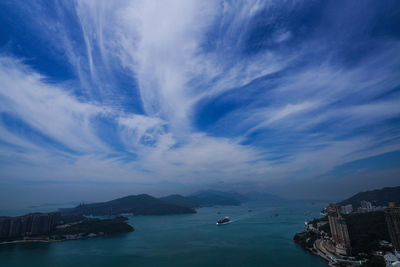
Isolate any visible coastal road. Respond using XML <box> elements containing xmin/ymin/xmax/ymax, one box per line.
<box><xmin>313</xmin><ymin>239</ymin><xmax>333</xmax><ymax>263</ymax></box>
<box><xmin>314</xmin><ymin>239</ymin><xmax>364</xmax><ymax>266</ymax></box>
<box><xmin>315</xmin><ymin>239</ymin><xmax>336</xmax><ymax>258</ymax></box>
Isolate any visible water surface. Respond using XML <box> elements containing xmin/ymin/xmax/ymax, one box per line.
<box><xmin>0</xmin><ymin>201</ymin><xmax>328</xmax><ymax>266</ymax></box>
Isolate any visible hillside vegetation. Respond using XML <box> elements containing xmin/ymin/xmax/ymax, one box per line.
<box><xmin>339</xmin><ymin>186</ymin><xmax>400</xmax><ymax>209</ymax></box>
<box><xmin>60</xmin><ymin>194</ymin><xmax>196</xmax><ymax>216</ymax></box>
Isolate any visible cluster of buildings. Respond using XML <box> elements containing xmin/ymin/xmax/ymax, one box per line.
<box><xmin>359</xmin><ymin>200</ymin><xmax>386</xmax><ymax>213</ymax></box>
<box><xmin>339</xmin><ymin>201</ymin><xmax>386</xmax><ymax>215</ymax></box>
<box><xmin>0</xmin><ymin>212</ymin><xmax>61</xmax><ymax>239</ymax></box>
<box><xmin>340</xmin><ymin>204</ymin><xmax>353</xmax><ymax>214</ymax></box>
<box><xmin>325</xmin><ymin>201</ymin><xmax>400</xmax><ymax>266</ymax></box>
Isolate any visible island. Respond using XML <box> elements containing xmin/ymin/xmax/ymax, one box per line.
<box><xmin>60</xmin><ymin>191</ymin><xmax>256</xmax><ymax>216</ymax></box>
<box><xmin>60</xmin><ymin>194</ymin><xmax>197</xmax><ymax>216</ymax></box>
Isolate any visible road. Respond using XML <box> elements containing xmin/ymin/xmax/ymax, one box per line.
<box><xmin>313</xmin><ymin>239</ymin><xmax>365</xmax><ymax>266</ymax></box>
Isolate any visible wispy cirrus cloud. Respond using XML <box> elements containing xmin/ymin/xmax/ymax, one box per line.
<box><xmin>0</xmin><ymin>54</ymin><xmax>269</xmax><ymax>187</ymax></box>
<box><xmin>0</xmin><ymin>57</ymin><xmax>108</xmax><ymax>152</ymax></box>
<box><xmin>0</xmin><ymin>0</ymin><xmax>400</xmax><ymax>205</ymax></box>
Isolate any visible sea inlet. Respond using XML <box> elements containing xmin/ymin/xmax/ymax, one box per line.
<box><xmin>0</xmin><ymin>201</ymin><xmax>328</xmax><ymax>266</ymax></box>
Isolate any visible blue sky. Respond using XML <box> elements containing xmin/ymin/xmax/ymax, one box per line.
<box><xmin>0</xmin><ymin>1</ymin><xmax>400</xmax><ymax>207</ymax></box>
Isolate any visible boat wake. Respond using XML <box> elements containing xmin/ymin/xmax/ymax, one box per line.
<box><xmin>216</xmin><ymin>221</ymin><xmax>231</xmax><ymax>225</ymax></box>
<box><xmin>217</xmin><ymin>210</ymin><xmax>263</xmax><ymax>224</ymax></box>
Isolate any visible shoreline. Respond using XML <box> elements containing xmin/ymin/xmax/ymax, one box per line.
<box><xmin>293</xmin><ymin>233</ymin><xmax>331</xmax><ymax>266</ymax></box>
<box><xmin>0</xmin><ymin>239</ymin><xmax>61</xmax><ymax>245</ymax></box>
<box><xmin>305</xmin><ymin>246</ymin><xmax>334</xmax><ymax>266</ymax></box>
<box><xmin>0</xmin><ymin>232</ymin><xmax>111</xmax><ymax>245</ymax></box>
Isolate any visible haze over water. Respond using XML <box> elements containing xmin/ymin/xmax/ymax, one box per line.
<box><xmin>0</xmin><ymin>201</ymin><xmax>327</xmax><ymax>267</ymax></box>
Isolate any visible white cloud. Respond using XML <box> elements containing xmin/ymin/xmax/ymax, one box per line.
<box><xmin>0</xmin><ymin>57</ymin><xmax>109</xmax><ymax>152</ymax></box>
<box><xmin>118</xmin><ymin>114</ymin><xmax>167</xmax><ymax>150</ymax></box>
<box><xmin>0</xmin><ymin>55</ymin><xmax>271</xmax><ymax>185</ymax></box>
<box><xmin>0</xmin><ymin>0</ymin><xmax>400</xmax><ymax>203</ymax></box>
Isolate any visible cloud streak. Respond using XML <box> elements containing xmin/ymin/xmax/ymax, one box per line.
<box><xmin>0</xmin><ymin>0</ymin><xmax>399</xmax><ymax>204</ymax></box>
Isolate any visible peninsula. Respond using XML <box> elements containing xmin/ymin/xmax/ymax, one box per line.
<box><xmin>0</xmin><ymin>212</ymin><xmax>133</xmax><ymax>244</ymax></box>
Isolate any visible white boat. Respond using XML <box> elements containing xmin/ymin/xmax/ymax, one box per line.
<box><xmin>216</xmin><ymin>216</ymin><xmax>230</xmax><ymax>225</ymax></box>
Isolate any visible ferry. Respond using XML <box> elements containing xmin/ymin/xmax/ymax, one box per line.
<box><xmin>216</xmin><ymin>217</ymin><xmax>230</xmax><ymax>225</ymax></box>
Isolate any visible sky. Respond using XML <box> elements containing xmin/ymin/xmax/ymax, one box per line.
<box><xmin>0</xmin><ymin>1</ymin><xmax>400</xmax><ymax>208</ymax></box>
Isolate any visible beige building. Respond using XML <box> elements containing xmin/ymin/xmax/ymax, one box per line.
<box><xmin>328</xmin><ymin>203</ymin><xmax>352</xmax><ymax>255</ymax></box>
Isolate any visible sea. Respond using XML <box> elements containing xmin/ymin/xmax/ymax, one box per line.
<box><xmin>0</xmin><ymin>201</ymin><xmax>328</xmax><ymax>266</ymax></box>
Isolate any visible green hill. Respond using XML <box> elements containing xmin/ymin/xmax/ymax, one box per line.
<box><xmin>339</xmin><ymin>186</ymin><xmax>400</xmax><ymax>209</ymax></box>
<box><xmin>344</xmin><ymin>211</ymin><xmax>390</xmax><ymax>254</ymax></box>
<box><xmin>52</xmin><ymin>218</ymin><xmax>134</xmax><ymax>236</ymax></box>
<box><xmin>60</xmin><ymin>194</ymin><xmax>196</xmax><ymax>216</ymax></box>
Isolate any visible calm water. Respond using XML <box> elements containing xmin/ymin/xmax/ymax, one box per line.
<box><xmin>0</xmin><ymin>201</ymin><xmax>328</xmax><ymax>266</ymax></box>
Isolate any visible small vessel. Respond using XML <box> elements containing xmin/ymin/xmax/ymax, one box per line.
<box><xmin>274</xmin><ymin>213</ymin><xmax>279</xmax><ymax>217</ymax></box>
<box><xmin>216</xmin><ymin>216</ymin><xmax>230</xmax><ymax>225</ymax></box>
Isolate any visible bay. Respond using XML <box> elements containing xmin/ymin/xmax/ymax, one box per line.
<box><xmin>0</xmin><ymin>201</ymin><xmax>328</xmax><ymax>266</ymax></box>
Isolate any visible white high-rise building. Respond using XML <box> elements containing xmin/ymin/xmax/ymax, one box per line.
<box><xmin>360</xmin><ymin>200</ymin><xmax>373</xmax><ymax>211</ymax></box>
<box><xmin>340</xmin><ymin>204</ymin><xmax>353</xmax><ymax>214</ymax></box>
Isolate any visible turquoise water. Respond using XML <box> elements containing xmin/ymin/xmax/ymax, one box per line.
<box><xmin>0</xmin><ymin>201</ymin><xmax>327</xmax><ymax>266</ymax></box>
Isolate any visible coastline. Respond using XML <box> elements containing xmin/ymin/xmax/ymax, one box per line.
<box><xmin>294</xmin><ymin>231</ymin><xmax>330</xmax><ymax>265</ymax></box>
<box><xmin>0</xmin><ymin>232</ymin><xmax>112</xmax><ymax>245</ymax></box>
<box><xmin>0</xmin><ymin>239</ymin><xmax>61</xmax><ymax>245</ymax></box>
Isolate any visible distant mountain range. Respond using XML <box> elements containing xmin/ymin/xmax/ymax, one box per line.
<box><xmin>339</xmin><ymin>186</ymin><xmax>400</xmax><ymax>208</ymax></box>
<box><xmin>244</xmin><ymin>191</ymin><xmax>283</xmax><ymax>202</ymax></box>
<box><xmin>160</xmin><ymin>190</ymin><xmax>242</xmax><ymax>208</ymax></box>
<box><xmin>60</xmin><ymin>190</ymin><xmax>282</xmax><ymax>216</ymax></box>
<box><xmin>160</xmin><ymin>190</ymin><xmax>282</xmax><ymax>208</ymax></box>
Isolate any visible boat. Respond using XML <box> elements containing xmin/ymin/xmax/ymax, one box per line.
<box><xmin>216</xmin><ymin>216</ymin><xmax>230</xmax><ymax>225</ymax></box>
